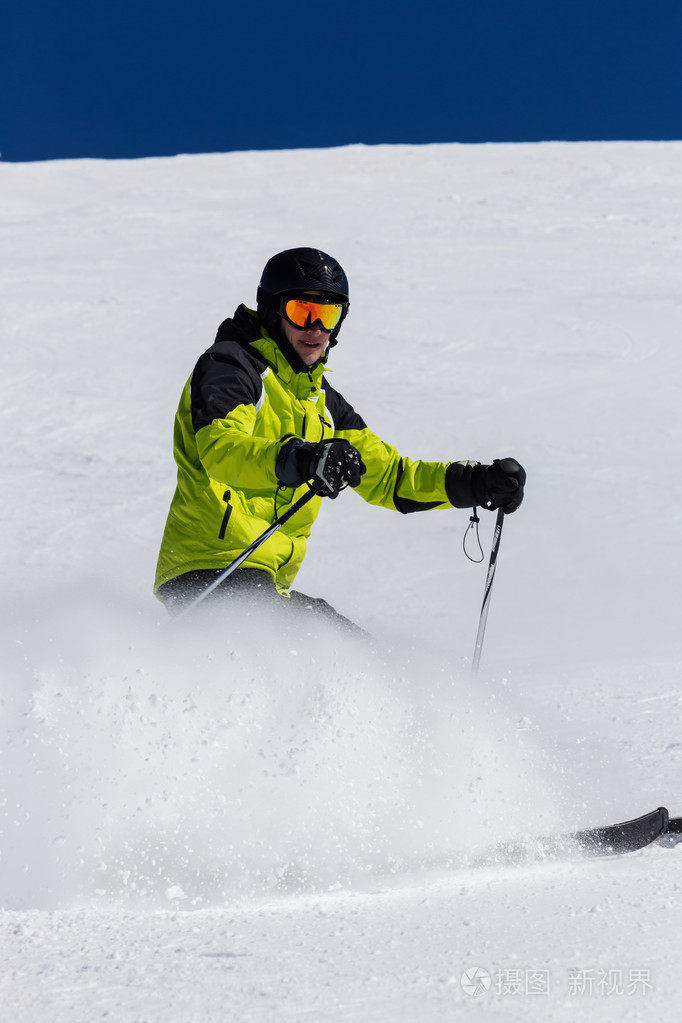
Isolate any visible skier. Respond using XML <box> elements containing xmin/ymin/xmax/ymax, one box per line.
<box><xmin>154</xmin><ymin>247</ymin><xmax>525</xmax><ymax>626</ymax></box>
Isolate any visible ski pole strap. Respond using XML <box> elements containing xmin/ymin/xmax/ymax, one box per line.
<box><xmin>463</xmin><ymin>507</ymin><xmax>484</xmax><ymax>563</ymax></box>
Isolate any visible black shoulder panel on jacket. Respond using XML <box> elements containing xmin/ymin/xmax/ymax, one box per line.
<box><xmin>322</xmin><ymin>379</ymin><xmax>368</xmax><ymax>432</ymax></box>
<box><xmin>190</xmin><ymin>308</ymin><xmax>268</xmax><ymax>434</ymax></box>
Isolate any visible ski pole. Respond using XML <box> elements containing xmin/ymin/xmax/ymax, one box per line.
<box><xmin>471</xmin><ymin>507</ymin><xmax>505</xmax><ymax>675</ymax></box>
<box><xmin>178</xmin><ymin>482</ymin><xmax>323</xmax><ymax>617</ymax></box>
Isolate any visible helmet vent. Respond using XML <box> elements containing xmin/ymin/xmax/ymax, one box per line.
<box><xmin>259</xmin><ymin>247</ymin><xmax>349</xmax><ymax>306</ymax></box>
<box><xmin>295</xmin><ymin>252</ymin><xmax>345</xmax><ymax>291</ymax></box>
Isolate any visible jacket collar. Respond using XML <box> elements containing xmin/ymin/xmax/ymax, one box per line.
<box><xmin>217</xmin><ymin>305</ymin><xmax>326</xmax><ymax>398</ymax></box>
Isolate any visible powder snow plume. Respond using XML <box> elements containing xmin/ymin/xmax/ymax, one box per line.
<box><xmin>0</xmin><ymin>584</ymin><xmax>558</xmax><ymax>910</ymax></box>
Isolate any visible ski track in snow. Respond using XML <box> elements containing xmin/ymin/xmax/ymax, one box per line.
<box><xmin>1</xmin><ymin>141</ymin><xmax>682</xmax><ymax>1021</ymax></box>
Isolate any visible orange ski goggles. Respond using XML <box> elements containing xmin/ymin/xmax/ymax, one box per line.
<box><xmin>280</xmin><ymin>297</ymin><xmax>346</xmax><ymax>333</ymax></box>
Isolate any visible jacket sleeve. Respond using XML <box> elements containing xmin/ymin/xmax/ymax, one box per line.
<box><xmin>323</xmin><ymin>381</ymin><xmax>470</xmax><ymax>513</ymax></box>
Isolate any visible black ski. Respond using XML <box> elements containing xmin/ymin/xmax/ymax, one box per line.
<box><xmin>490</xmin><ymin>806</ymin><xmax>677</xmax><ymax>864</ymax></box>
<box><xmin>571</xmin><ymin>805</ymin><xmax>669</xmax><ymax>856</ymax></box>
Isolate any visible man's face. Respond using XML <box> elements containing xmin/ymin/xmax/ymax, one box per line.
<box><xmin>280</xmin><ymin>317</ymin><xmax>331</xmax><ymax>366</ymax></box>
<box><xmin>279</xmin><ymin>290</ymin><xmax>340</xmax><ymax>366</ymax></box>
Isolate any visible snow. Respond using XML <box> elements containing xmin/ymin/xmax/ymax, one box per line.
<box><xmin>1</xmin><ymin>140</ymin><xmax>682</xmax><ymax>1020</ymax></box>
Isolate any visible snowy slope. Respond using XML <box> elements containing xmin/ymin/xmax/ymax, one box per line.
<box><xmin>1</xmin><ymin>141</ymin><xmax>682</xmax><ymax>1021</ymax></box>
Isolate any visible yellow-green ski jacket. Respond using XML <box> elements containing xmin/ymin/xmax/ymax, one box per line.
<box><xmin>155</xmin><ymin>306</ymin><xmax>475</xmax><ymax>596</ymax></box>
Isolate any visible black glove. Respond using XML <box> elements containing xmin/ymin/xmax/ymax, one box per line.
<box><xmin>445</xmin><ymin>457</ymin><xmax>526</xmax><ymax>513</ymax></box>
<box><xmin>276</xmin><ymin>438</ymin><xmax>366</xmax><ymax>498</ymax></box>
<box><xmin>473</xmin><ymin>458</ymin><xmax>526</xmax><ymax>512</ymax></box>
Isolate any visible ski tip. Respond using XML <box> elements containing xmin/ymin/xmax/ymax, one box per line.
<box><xmin>576</xmin><ymin>806</ymin><xmax>669</xmax><ymax>857</ymax></box>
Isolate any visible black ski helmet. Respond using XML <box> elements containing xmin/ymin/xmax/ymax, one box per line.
<box><xmin>257</xmin><ymin>247</ymin><xmax>349</xmax><ymax>345</ymax></box>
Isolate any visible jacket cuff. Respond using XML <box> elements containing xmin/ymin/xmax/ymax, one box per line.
<box><xmin>444</xmin><ymin>460</ymin><xmax>484</xmax><ymax>508</ymax></box>
<box><xmin>275</xmin><ymin>437</ymin><xmax>316</xmax><ymax>487</ymax></box>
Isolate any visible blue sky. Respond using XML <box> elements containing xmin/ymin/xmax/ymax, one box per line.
<box><xmin>3</xmin><ymin>0</ymin><xmax>682</xmax><ymax>162</ymax></box>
